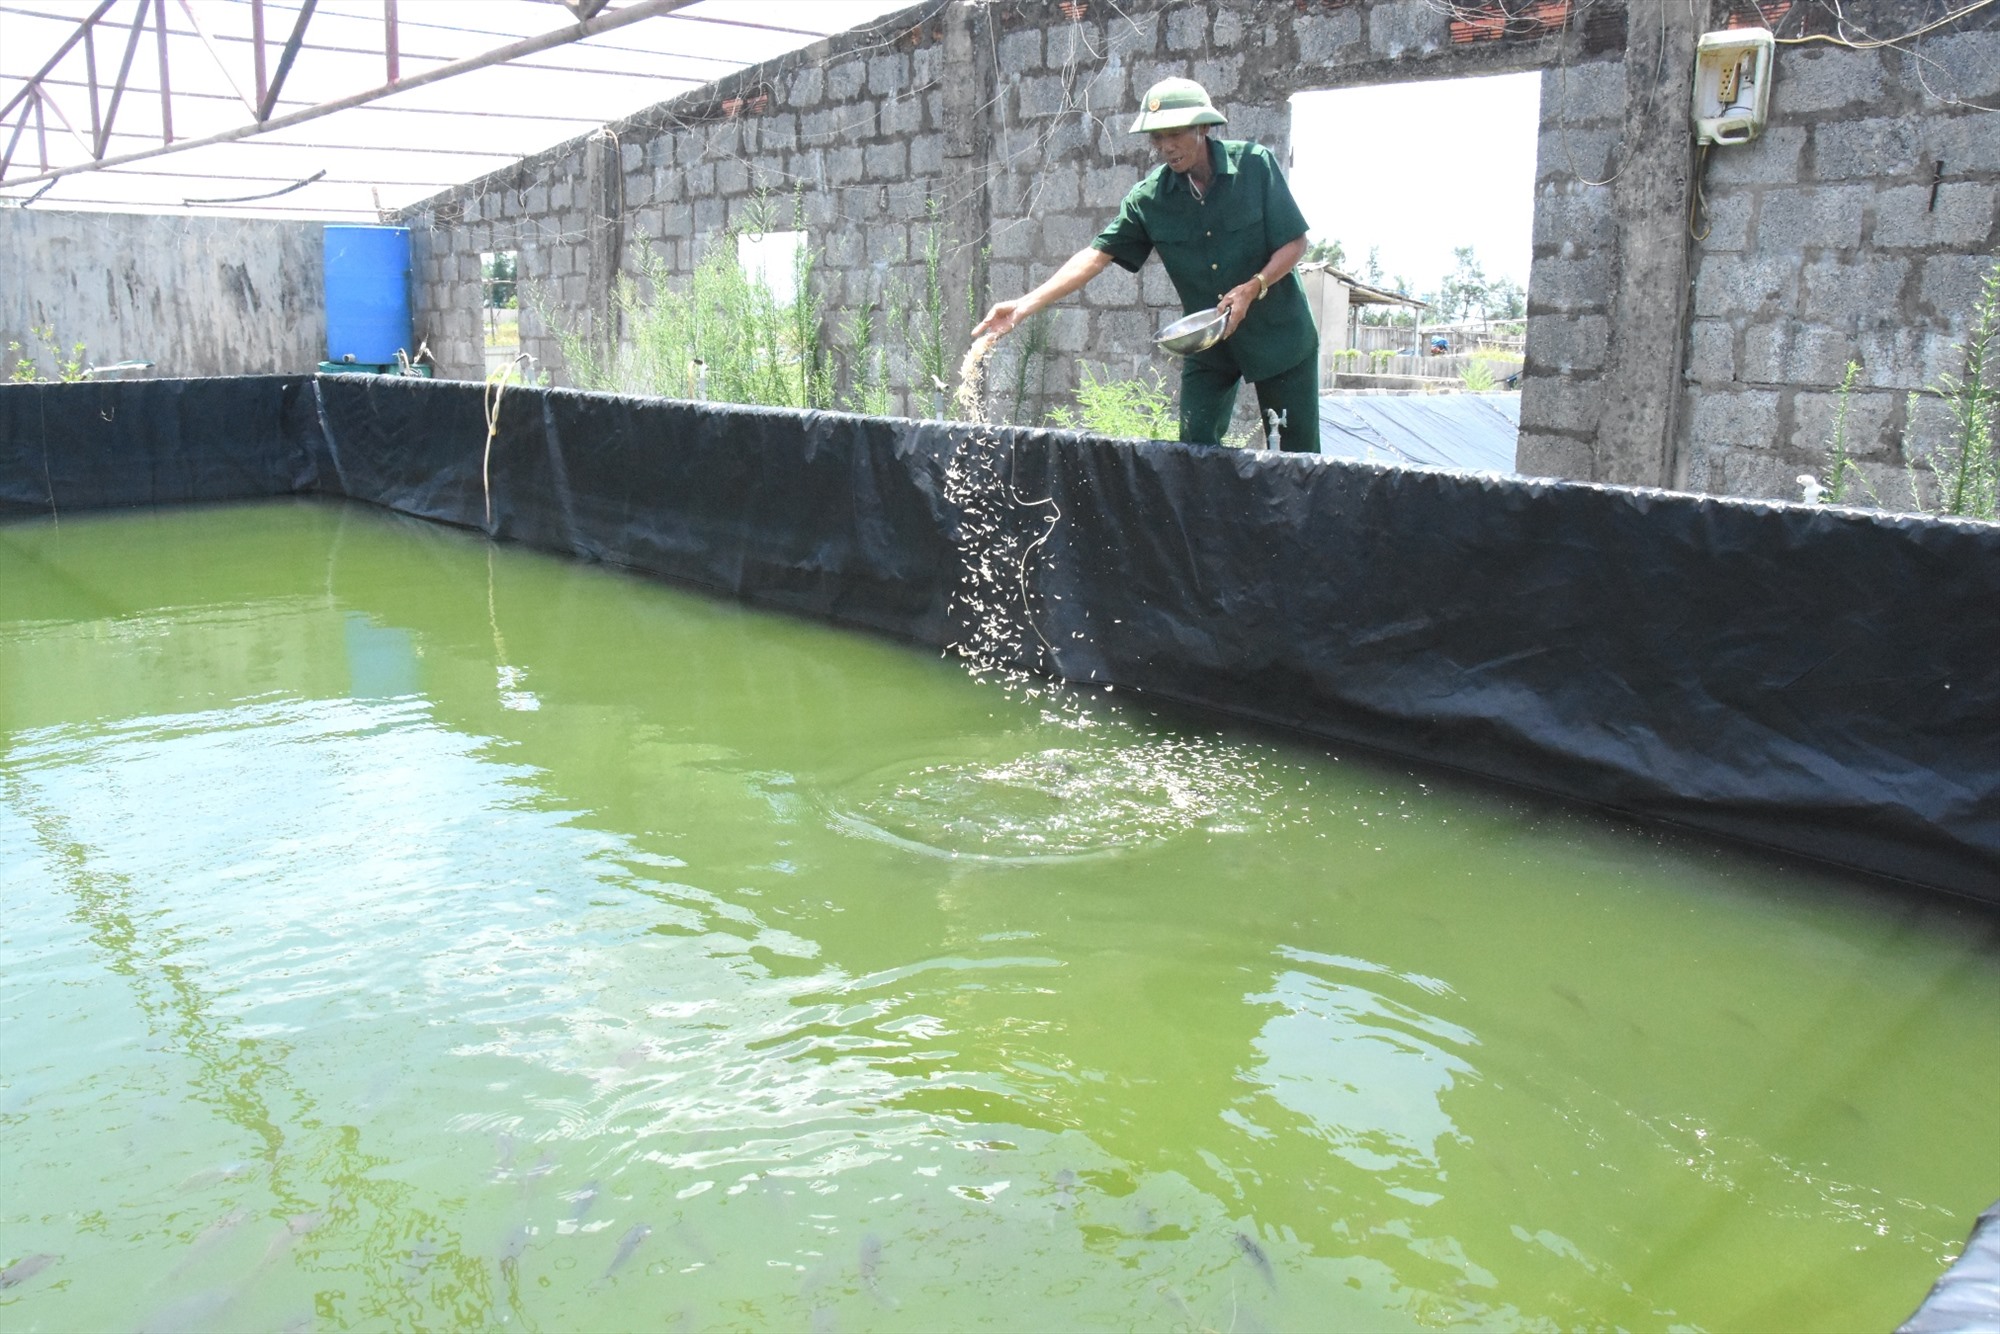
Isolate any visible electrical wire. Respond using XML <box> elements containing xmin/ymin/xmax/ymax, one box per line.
<box><xmin>1775</xmin><ymin>0</ymin><xmax>1996</xmax><ymax>48</ymax></box>
<box><xmin>180</xmin><ymin>167</ymin><xmax>325</xmax><ymax>203</ymax></box>
<box><xmin>1687</xmin><ymin>142</ymin><xmax>1711</xmax><ymax>241</ymax></box>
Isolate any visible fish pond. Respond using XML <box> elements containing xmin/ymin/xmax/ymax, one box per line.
<box><xmin>1</xmin><ymin>499</ymin><xmax>1996</xmax><ymax>1331</ymax></box>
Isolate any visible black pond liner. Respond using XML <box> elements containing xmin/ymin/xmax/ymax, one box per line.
<box><xmin>4</xmin><ymin>373</ymin><xmax>1997</xmax><ymax>903</ymax></box>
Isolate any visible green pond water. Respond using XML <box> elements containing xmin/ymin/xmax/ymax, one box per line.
<box><xmin>2</xmin><ymin>498</ymin><xmax>1995</xmax><ymax>1333</ymax></box>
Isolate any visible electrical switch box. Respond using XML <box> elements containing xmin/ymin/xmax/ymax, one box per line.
<box><xmin>1692</xmin><ymin>28</ymin><xmax>1775</xmax><ymax>146</ymax></box>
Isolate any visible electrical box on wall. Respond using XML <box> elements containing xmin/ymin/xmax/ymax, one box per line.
<box><xmin>1692</xmin><ymin>28</ymin><xmax>1775</xmax><ymax>146</ymax></box>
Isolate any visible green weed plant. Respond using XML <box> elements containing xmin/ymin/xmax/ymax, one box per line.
<box><xmin>7</xmin><ymin>326</ymin><xmax>87</xmax><ymax>383</ymax></box>
<box><xmin>1911</xmin><ymin>258</ymin><xmax>1998</xmax><ymax>520</ymax></box>
<box><xmin>906</xmin><ymin>202</ymin><xmax>953</xmax><ymax>418</ymax></box>
<box><xmin>545</xmin><ymin>214</ymin><xmax>832</xmax><ymax>411</ymax></box>
<box><xmin>1817</xmin><ymin>360</ymin><xmax>1877</xmax><ymax>506</ymax></box>
<box><xmin>1048</xmin><ymin>364</ymin><xmax>1178</xmax><ymax>441</ymax></box>
<box><xmin>1009</xmin><ymin>310</ymin><xmax>1052</xmax><ymax>422</ymax></box>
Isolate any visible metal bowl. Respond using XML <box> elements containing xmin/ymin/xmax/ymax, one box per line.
<box><xmin>1155</xmin><ymin>306</ymin><xmax>1229</xmax><ymax>357</ymax></box>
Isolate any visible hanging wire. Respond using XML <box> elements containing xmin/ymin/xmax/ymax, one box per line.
<box><xmin>180</xmin><ymin>166</ymin><xmax>324</xmax><ymax>203</ymax></box>
<box><xmin>1687</xmin><ymin>142</ymin><xmax>1712</xmax><ymax>241</ymax></box>
<box><xmin>1776</xmin><ymin>0</ymin><xmax>1995</xmax><ymax>47</ymax></box>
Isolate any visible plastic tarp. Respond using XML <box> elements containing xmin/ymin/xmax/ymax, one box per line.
<box><xmin>1901</xmin><ymin>1201</ymin><xmax>2000</xmax><ymax>1333</ymax></box>
<box><xmin>3</xmin><ymin>374</ymin><xmax>1997</xmax><ymax>901</ymax></box>
<box><xmin>0</xmin><ymin>376</ymin><xmax>319</xmax><ymax>514</ymax></box>
<box><xmin>1317</xmin><ymin>392</ymin><xmax>1520</xmax><ymax>472</ymax></box>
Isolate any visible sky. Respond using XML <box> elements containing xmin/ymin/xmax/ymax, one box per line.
<box><xmin>1288</xmin><ymin>73</ymin><xmax>1542</xmax><ymax>300</ymax></box>
<box><xmin>3</xmin><ymin>2</ymin><xmax>1540</xmax><ymax>298</ymax></box>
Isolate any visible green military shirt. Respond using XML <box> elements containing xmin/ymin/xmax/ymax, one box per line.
<box><xmin>1090</xmin><ymin>138</ymin><xmax>1317</xmax><ymax>384</ymax></box>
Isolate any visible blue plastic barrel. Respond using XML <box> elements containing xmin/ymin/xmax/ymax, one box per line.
<box><xmin>324</xmin><ymin>225</ymin><xmax>412</xmax><ymax>364</ymax></box>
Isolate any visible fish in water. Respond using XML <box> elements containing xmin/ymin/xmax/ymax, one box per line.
<box><xmin>403</xmin><ymin>1236</ymin><xmax>439</xmax><ymax>1282</ymax></box>
<box><xmin>1233</xmin><ymin>1229</ymin><xmax>1278</xmax><ymax>1291</ymax></box>
<box><xmin>0</xmin><ymin>1253</ymin><xmax>57</xmax><ymax>1289</ymax></box>
<box><xmin>497</xmin><ymin>1223</ymin><xmax>533</xmax><ymax>1269</ymax></box>
<box><xmin>570</xmin><ymin>1181</ymin><xmax>602</xmax><ymax>1222</ymax></box>
<box><xmin>603</xmin><ymin>1223</ymin><xmax>650</xmax><ymax>1279</ymax></box>
<box><xmin>135</xmin><ymin>1287</ymin><xmax>232</xmax><ymax>1333</ymax></box>
<box><xmin>1155</xmin><ymin>1283</ymin><xmax>1200</xmax><ymax>1327</ymax></box>
<box><xmin>858</xmin><ymin>1233</ymin><xmax>898</xmax><ymax>1308</ymax></box>
<box><xmin>170</xmin><ymin>1211</ymin><xmax>249</xmax><ymax>1277</ymax></box>
<box><xmin>261</xmin><ymin>1211</ymin><xmax>325</xmax><ymax>1266</ymax></box>
<box><xmin>176</xmin><ymin>1161</ymin><xmax>257</xmax><ymax>1193</ymax></box>
<box><xmin>1052</xmin><ymin>1168</ymin><xmax>1079</xmax><ymax>1208</ymax></box>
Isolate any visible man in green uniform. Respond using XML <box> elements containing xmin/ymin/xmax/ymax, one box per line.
<box><xmin>972</xmin><ymin>77</ymin><xmax>1319</xmax><ymax>452</ymax></box>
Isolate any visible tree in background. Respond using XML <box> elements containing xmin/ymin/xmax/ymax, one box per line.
<box><xmin>1301</xmin><ymin>237</ymin><xmax>1345</xmax><ymax>268</ymax></box>
<box><xmin>1440</xmin><ymin>246</ymin><xmax>1527</xmax><ymax>321</ymax></box>
<box><xmin>482</xmin><ymin>252</ymin><xmax>518</xmax><ymax>309</ymax></box>
<box><xmin>1433</xmin><ymin>247</ymin><xmax>1488</xmax><ymax>322</ymax></box>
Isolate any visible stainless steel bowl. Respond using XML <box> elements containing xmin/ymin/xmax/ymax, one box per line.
<box><xmin>1155</xmin><ymin>306</ymin><xmax>1229</xmax><ymax>357</ymax></box>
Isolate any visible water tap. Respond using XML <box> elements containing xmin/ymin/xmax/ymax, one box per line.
<box><xmin>1264</xmin><ymin>408</ymin><xmax>1288</xmax><ymax>451</ymax></box>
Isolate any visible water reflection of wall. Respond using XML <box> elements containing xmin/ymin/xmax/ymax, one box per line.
<box><xmin>343</xmin><ymin>612</ymin><xmax>421</xmax><ymax>700</ymax></box>
<box><xmin>0</xmin><ymin>506</ymin><xmax>356</xmax><ymax>735</ymax></box>
<box><xmin>0</xmin><ymin>598</ymin><xmax>352</xmax><ymax>735</ymax></box>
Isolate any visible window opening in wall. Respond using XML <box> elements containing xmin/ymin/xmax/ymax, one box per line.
<box><xmin>481</xmin><ymin>250</ymin><xmax>519</xmax><ymax>375</ymax></box>
<box><xmin>737</xmin><ymin>230</ymin><xmax>807</xmax><ymax>305</ymax></box>
<box><xmin>1288</xmin><ymin>72</ymin><xmax>1539</xmax><ymax>466</ymax></box>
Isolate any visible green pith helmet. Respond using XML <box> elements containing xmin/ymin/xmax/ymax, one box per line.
<box><xmin>1129</xmin><ymin>77</ymin><xmax>1226</xmax><ymax>133</ymax></box>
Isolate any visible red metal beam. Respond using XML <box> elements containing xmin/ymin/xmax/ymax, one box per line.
<box><xmin>96</xmin><ymin>0</ymin><xmax>150</xmax><ymax>158</ymax></box>
<box><xmin>83</xmin><ymin>18</ymin><xmax>100</xmax><ymax>152</ymax></box>
<box><xmin>3</xmin><ymin>0</ymin><xmax>700</xmax><ymax>188</ymax></box>
<box><xmin>257</xmin><ymin>0</ymin><xmax>317</xmax><ymax>123</ymax></box>
<box><xmin>384</xmin><ymin>0</ymin><xmax>399</xmax><ymax>84</ymax></box>
<box><xmin>0</xmin><ymin>0</ymin><xmax>119</xmax><ymax>123</ymax></box>
<box><xmin>32</xmin><ymin>79</ymin><xmax>94</xmax><ymax>157</ymax></box>
<box><xmin>29</xmin><ymin>75</ymin><xmax>631</xmax><ymax>122</ymax></box>
<box><xmin>176</xmin><ymin>0</ymin><xmax>259</xmax><ymax>117</ymax></box>
<box><xmin>0</xmin><ymin>104</ymin><xmax>29</xmax><ymax>179</ymax></box>
<box><xmin>6</xmin><ymin>2</ymin><xmax>750</xmax><ymax>79</ymax></box>
<box><xmin>251</xmin><ymin>0</ymin><xmax>267</xmax><ymax>110</ymax></box>
<box><xmin>153</xmin><ymin>0</ymin><xmax>171</xmax><ymax>144</ymax></box>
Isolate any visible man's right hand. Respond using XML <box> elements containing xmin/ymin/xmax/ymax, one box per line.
<box><xmin>972</xmin><ymin>300</ymin><xmax>1025</xmax><ymax>339</ymax></box>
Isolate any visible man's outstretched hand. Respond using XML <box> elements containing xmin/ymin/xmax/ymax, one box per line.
<box><xmin>972</xmin><ymin>300</ymin><xmax>1027</xmax><ymax>339</ymax></box>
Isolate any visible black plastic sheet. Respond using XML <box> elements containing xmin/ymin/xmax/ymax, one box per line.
<box><xmin>4</xmin><ymin>374</ymin><xmax>1997</xmax><ymax>901</ymax></box>
<box><xmin>0</xmin><ymin>376</ymin><xmax>318</xmax><ymax>514</ymax></box>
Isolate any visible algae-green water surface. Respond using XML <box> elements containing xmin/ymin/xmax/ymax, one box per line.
<box><xmin>2</xmin><ymin>499</ymin><xmax>1995</xmax><ymax>1332</ymax></box>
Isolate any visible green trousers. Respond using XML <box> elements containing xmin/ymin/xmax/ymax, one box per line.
<box><xmin>1178</xmin><ymin>351</ymin><xmax>1320</xmax><ymax>453</ymax></box>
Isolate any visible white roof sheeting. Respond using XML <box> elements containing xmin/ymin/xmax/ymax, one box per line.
<box><xmin>0</xmin><ymin>0</ymin><xmax>917</xmax><ymax>218</ymax></box>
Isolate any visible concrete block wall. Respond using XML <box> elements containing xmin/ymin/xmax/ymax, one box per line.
<box><xmin>1677</xmin><ymin>24</ymin><xmax>2000</xmax><ymax>507</ymax></box>
<box><xmin>399</xmin><ymin>0</ymin><xmax>1997</xmax><ymax>509</ymax></box>
<box><xmin>1516</xmin><ymin>56</ymin><xmax>1624</xmax><ymax>481</ymax></box>
<box><xmin>401</xmin><ymin>0</ymin><xmax>1575</xmax><ymax>427</ymax></box>
<box><xmin>407</xmin><ymin>8</ymin><xmax>998</xmax><ymax>415</ymax></box>
<box><xmin>1</xmin><ymin>209</ymin><xmax>324</xmax><ymax>378</ymax></box>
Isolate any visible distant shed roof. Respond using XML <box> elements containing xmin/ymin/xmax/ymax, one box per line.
<box><xmin>1298</xmin><ymin>261</ymin><xmax>1428</xmax><ymax>308</ymax></box>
